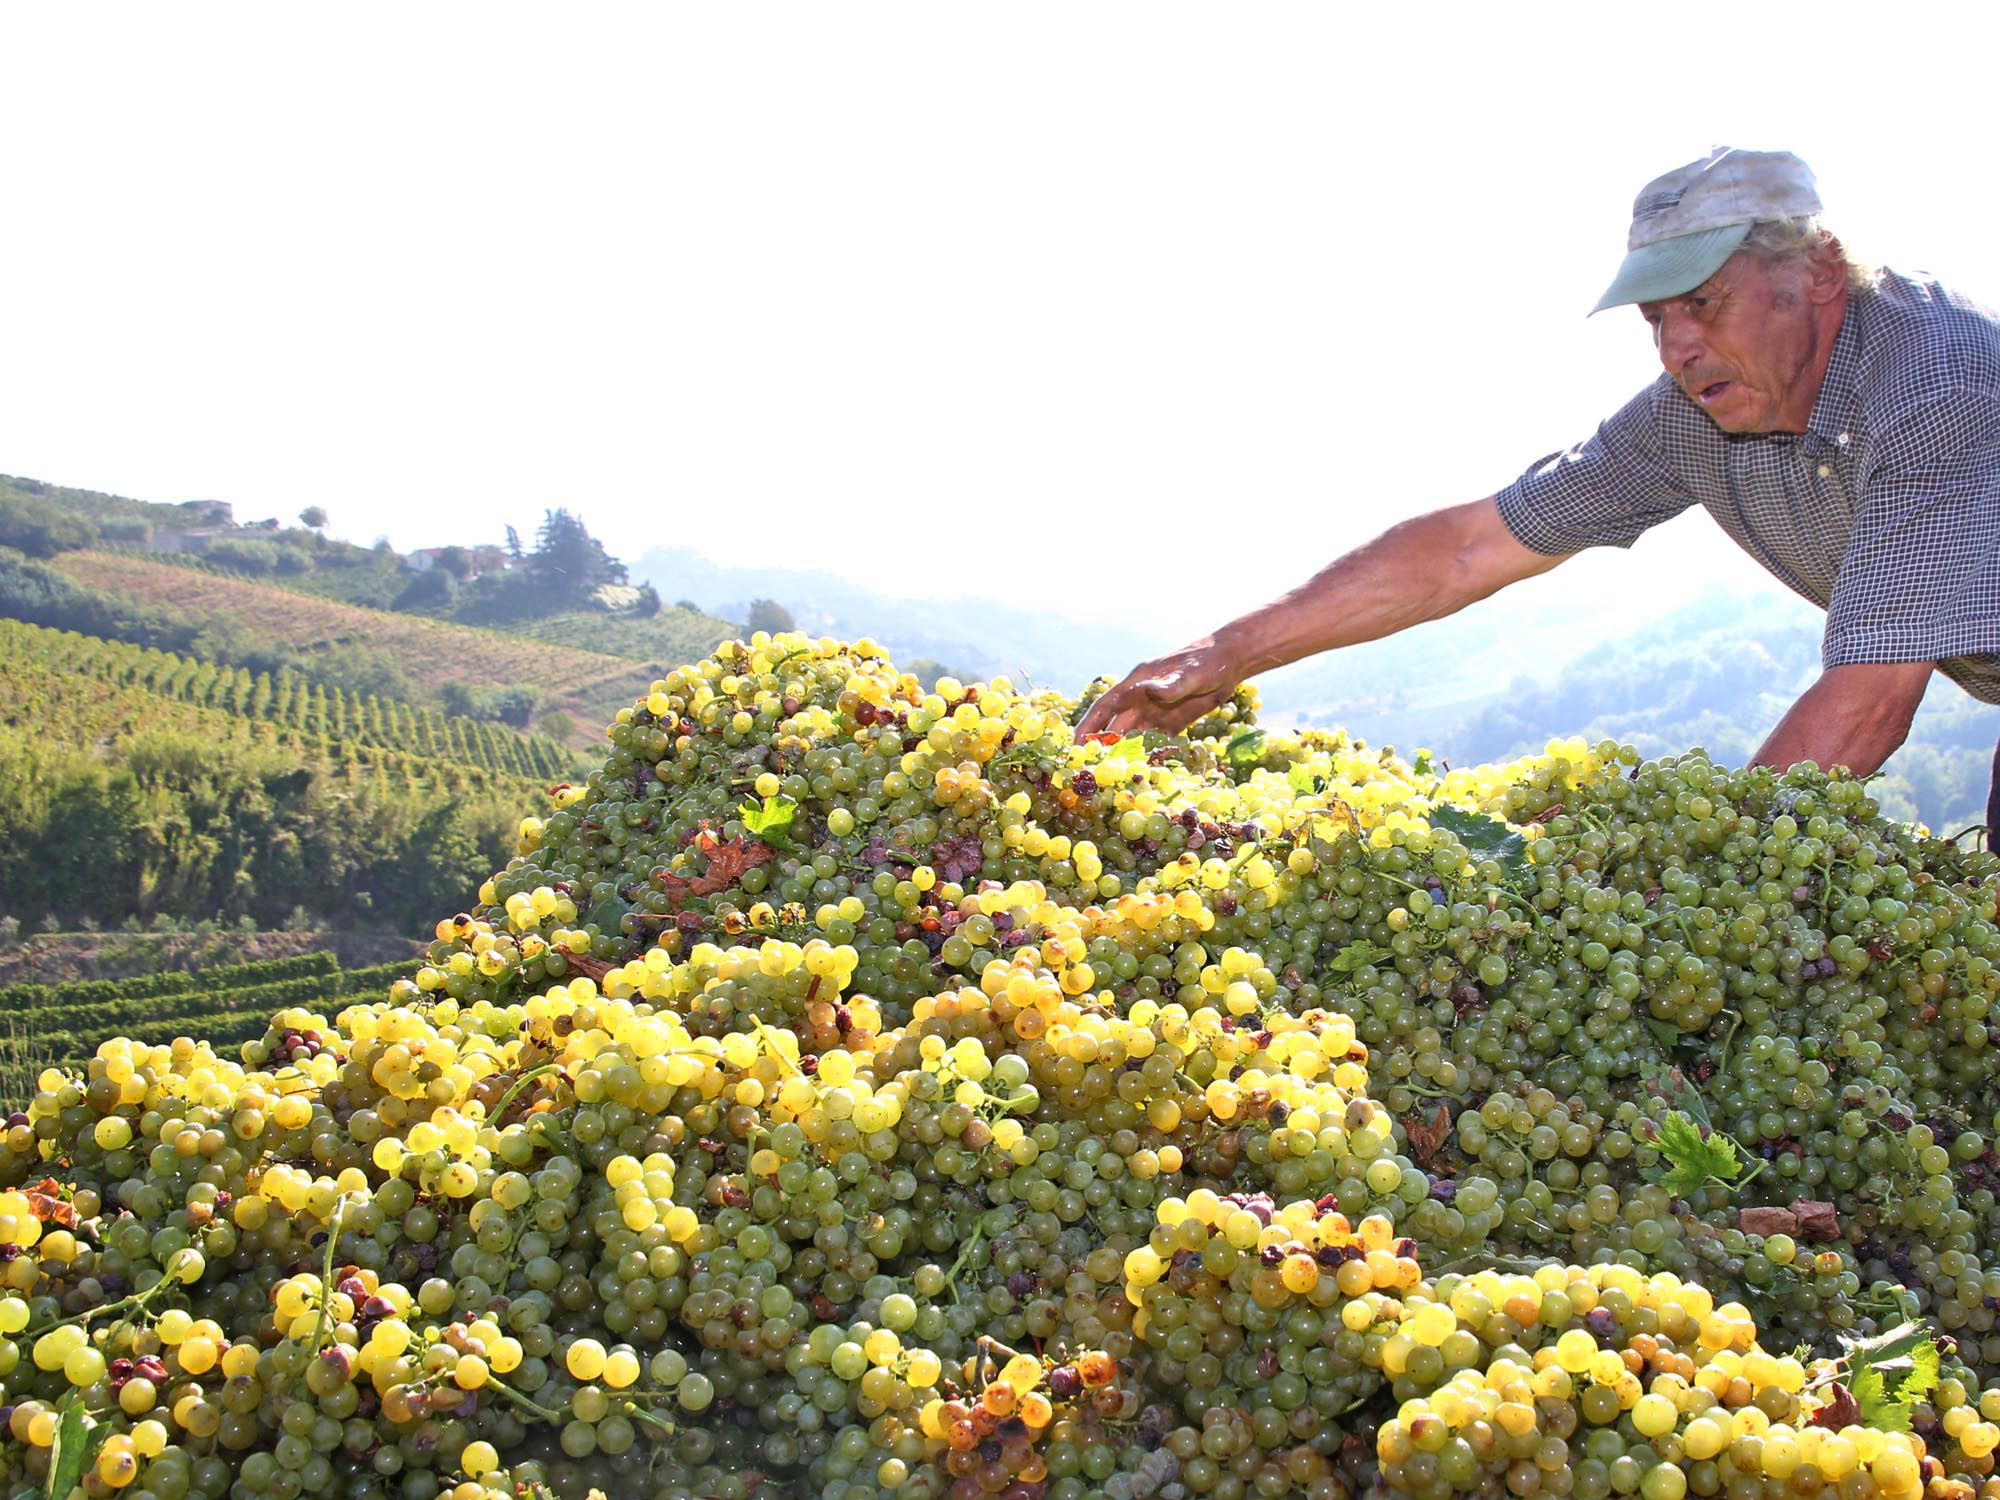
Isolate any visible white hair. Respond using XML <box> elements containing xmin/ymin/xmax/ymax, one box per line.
<box><xmin>1740</xmin><ymin>215</ymin><xmax>1881</xmax><ymax>296</ymax></box>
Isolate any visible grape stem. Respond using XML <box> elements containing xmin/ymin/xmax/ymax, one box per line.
<box><xmin>945</xmin><ymin>1208</ymin><xmax>1017</xmax><ymax>1304</ymax></box>
<box><xmin>1712</xmin><ymin>1010</ymin><xmax>1742</xmax><ymax>1081</ymax></box>
<box><xmin>751</xmin><ymin>1017</ymin><xmax>805</xmax><ymax>1078</ymax></box>
<box><xmin>976</xmin><ymin>1333</ymin><xmax>1029</xmax><ymax>1374</ymax></box>
<box><xmin>488</xmin><ymin>1064</ymin><xmax>566</xmax><ymax>1123</ymax></box>
<box><xmin>277</xmin><ymin>1196</ymin><xmax>349</xmax><ymax>1403</ymax></box>
<box><xmin>21</xmin><ymin>1271</ymin><xmax>185</xmax><ymax>1341</ymax></box>
<box><xmin>618</xmin><ymin>1398</ymin><xmax>680</xmax><ymax>1437</ymax></box>
<box><xmin>480</xmin><ymin>1373</ymin><xmax>566</xmax><ymax>1424</ymax></box>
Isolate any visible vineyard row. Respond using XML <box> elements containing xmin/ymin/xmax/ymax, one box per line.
<box><xmin>0</xmin><ymin>617</ymin><xmax>577</xmax><ymax>780</ymax></box>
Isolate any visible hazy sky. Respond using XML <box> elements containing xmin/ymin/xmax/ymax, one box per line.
<box><xmin>6</xmin><ymin>4</ymin><xmax>1999</xmax><ymax>657</ymax></box>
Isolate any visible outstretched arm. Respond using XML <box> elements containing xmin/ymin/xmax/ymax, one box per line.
<box><xmin>1752</xmin><ymin>661</ymin><xmax>1933</xmax><ymax>777</ymax></box>
<box><xmin>1078</xmin><ymin>497</ymin><xmax>1570</xmax><ymax>735</ymax></box>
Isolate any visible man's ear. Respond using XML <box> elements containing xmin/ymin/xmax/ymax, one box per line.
<box><xmin>1805</xmin><ymin>240</ymin><xmax>1848</xmax><ymax>304</ymax></box>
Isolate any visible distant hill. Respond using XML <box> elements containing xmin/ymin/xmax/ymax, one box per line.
<box><xmin>1</xmin><ymin>474</ymin><xmax>740</xmax><ymax>722</ymax></box>
<box><xmin>632</xmin><ymin>544</ymin><xmax>1160</xmax><ymax>691</ymax></box>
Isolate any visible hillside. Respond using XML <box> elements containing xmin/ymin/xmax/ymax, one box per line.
<box><xmin>0</xmin><ymin>624</ymin><xmax>553</xmax><ymax>932</ymax></box>
<box><xmin>1</xmin><ymin>617</ymin><xmax>576</xmax><ymax>782</ymax></box>
<box><xmin>3</xmin><ymin>472</ymin><xmax>740</xmax><ymax>712</ymax></box>
<box><xmin>49</xmin><ymin>548</ymin><xmax>662</xmax><ymax>741</ymax></box>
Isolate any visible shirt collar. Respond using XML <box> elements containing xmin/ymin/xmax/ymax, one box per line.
<box><xmin>1802</xmin><ymin>295</ymin><xmax>1864</xmax><ymax>454</ymax></box>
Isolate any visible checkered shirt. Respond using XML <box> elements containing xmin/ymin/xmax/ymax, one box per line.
<box><xmin>1495</xmin><ymin>269</ymin><xmax>2000</xmax><ymax>703</ymax></box>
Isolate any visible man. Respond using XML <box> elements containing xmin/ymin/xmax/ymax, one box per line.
<box><xmin>1079</xmin><ymin>147</ymin><xmax>2000</xmax><ymax>834</ymax></box>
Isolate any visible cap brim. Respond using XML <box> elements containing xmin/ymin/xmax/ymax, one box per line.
<box><xmin>1589</xmin><ymin>222</ymin><xmax>1753</xmax><ymax>316</ymax></box>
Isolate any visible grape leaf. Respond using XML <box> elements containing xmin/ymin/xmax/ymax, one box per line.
<box><xmin>1412</xmin><ymin>750</ymin><xmax>1434</xmax><ymax>777</ymax></box>
<box><xmin>1225</xmin><ymin>729</ymin><xmax>1266</xmax><ymax>770</ymax></box>
<box><xmin>1327</xmin><ymin>939</ymin><xmax>1391</xmax><ymax>976</ymax></box>
<box><xmin>1427</xmin><ymin>805</ymin><xmax>1530</xmax><ymax>886</ymax></box>
<box><xmin>654</xmin><ymin>835</ymin><xmax>779</xmax><ymax>912</ymax></box>
<box><xmin>1102</xmin><ymin>736</ymin><xmax>1147</xmax><ymax>763</ymax></box>
<box><xmin>1404</xmin><ymin>1102</ymin><xmax>1454</xmax><ymax>1168</ymax></box>
<box><xmin>740</xmin><ymin>793</ymin><xmax>797</xmax><ymax>846</ymax></box>
<box><xmin>46</xmin><ymin>1396</ymin><xmax>104</xmax><ymax>1500</ymax></box>
<box><xmin>1841</xmin><ymin>1322</ymin><xmax>1940</xmax><ymax>1432</ymax></box>
<box><xmin>1840</xmin><ymin>1320</ymin><xmax>1934</xmax><ymax>1364</ymax></box>
<box><xmin>582</xmin><ymin>895</ymin><xmax>631</xmax><ymax>935</ymax></box>
<box><xmin>1650</xmin><ymin>1110</ymin><xmax>1743</xmax><ymax>1197</ymax></box>
<box><xmin>1902</xmin><ymin>1335</ymin><xmax>1941</xmax><ymax>1403</ymax></box>
<box><xmin>1848</xmin><ymin>1363</ymin><xmax>1903</xmax><ymax>1431</ymax></box>
<box><xmin>1639</xmin><ymin>1057</ymin><xmax>1714</xmax><ymax>1130</ymax></box>
<box><xmin>1288</xmin><ymin>764</ymin><xmax>1326</xmax><ymax>796</ymax></box>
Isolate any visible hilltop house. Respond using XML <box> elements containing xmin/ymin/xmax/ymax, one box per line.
<box><xmin>407</xmin><ymin>545</ymin><xmax>512</xmax><ymax>579</ymax></box>
<box><xmin>148</xmin><ymin>500</ymin><xmax>238</xmax><ymax>554</ymax></box>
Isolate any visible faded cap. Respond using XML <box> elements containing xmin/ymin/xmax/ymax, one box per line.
<box><xmin>1590</xmin><ymin>147</ymin><xmax>1822</xmax><ymax>315</ymax></box>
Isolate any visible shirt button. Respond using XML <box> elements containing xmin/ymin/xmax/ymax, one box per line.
<box><xmin>1837</xmin><ymin>432</ymin><xmax>1851</xmax><ymax>445</ymax></box>
<box><xmin>1817</xmin><ymin>464</ymin><xmax>1833</xmax><ymax>478</ymax></box>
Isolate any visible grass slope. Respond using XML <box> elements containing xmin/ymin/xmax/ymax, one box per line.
<box><xmin>51</xmin><ymin>550</ymin><xmax>659</xmax><ymax>740</ymax></box>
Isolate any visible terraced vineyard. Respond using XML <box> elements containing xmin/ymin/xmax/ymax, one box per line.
<box><xmin>0</xmin><ymin>649</ymin><xmax>548</xmax><ymax>801</ymax></box>
<box><xmin>50</xmin><ymin>548</ymin><xmax>662</xmax><ymax>736</ymax></box>
<box><xmin>0</xmin><ymin>952</ymin><xmax>408</xmax><ymax>1081</ymax></box>
<box><xmin>1</xmin><ymin>618</ymin><xmax>577</xmax><ymax>781</ymax></box>
<box><xmin>0</xmin><ymin>631</ymin><xmax>555</xmax><ymax>932</ymax></box>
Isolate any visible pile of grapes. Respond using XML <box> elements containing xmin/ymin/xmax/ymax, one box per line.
<box><xmin>7</xmin><ymin>635</ymin><xmax>2000</xmax><ymax>1500</ymax></box>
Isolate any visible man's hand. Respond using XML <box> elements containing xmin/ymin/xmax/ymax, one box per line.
<box><xmin>1077</xmin><ymin>637</ymin><xmax>1242</xmax><ymax>738</ymax></box>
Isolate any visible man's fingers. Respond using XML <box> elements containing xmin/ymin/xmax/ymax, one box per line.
<box><xmin>1080</xmin><ymin>649</ymin><xmax>1225</xmax><ymax>737</ymax></box>
<box><xmin>1080</xmin><ymin>666</ymin><xmax>1171</xmax><ymax>736</ymax></box>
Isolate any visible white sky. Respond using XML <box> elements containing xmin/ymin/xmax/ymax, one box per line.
<box><xmin>5</xmin><ymin>4</ymin><xmax>1999</xmax><ymax>652</ymax></box>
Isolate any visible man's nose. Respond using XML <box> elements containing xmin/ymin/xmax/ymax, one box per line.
<box><xmin>1655</xmin><ymin>312</ymin><xmax>1702</xmax><ymax>371</ymax></box>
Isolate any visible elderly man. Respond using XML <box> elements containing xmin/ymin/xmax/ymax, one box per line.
<box><xmin>1079</xmin><ymin>147</ymin><xmax>2000</xmax><ymax>833</ymax></box>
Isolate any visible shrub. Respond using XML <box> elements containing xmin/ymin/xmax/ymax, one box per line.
<box><xmin>0</xmin><ymin>494</ymin><xmax>96</xmax><ymax>557</ymax></box>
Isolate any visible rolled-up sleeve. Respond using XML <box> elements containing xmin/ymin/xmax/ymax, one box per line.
<box><xmin>1823</xmin><ymin>387</ymin><xmax>2000</xmax><ymax>670</ymax></box>
<box><xmin>1495</xmin><ymin>379</ymin><xmax>1700</xmax><ymax>555</ymax></box>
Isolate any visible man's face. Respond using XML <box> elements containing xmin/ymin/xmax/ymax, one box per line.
<box><xmin>1637</xmin><ymin>251</ymin><xmax>1832</xmax><ymax>435</ymax></box>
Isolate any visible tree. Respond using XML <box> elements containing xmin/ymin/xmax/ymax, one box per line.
<box><xmin>505</xmin><ymin>525</ymin><xmax>525</xmax><ymax>563</ymax></box>
<box><xmin>299</xmin><ymin>506</ymin><xmax>329</xmax><ymax>532</ymax></box>
<box><xmin>746</xmin><ymin>598</ymin><xmax>795</xmax><ymax>634</ymax></box>
<box><xmin>394</xmin><ymin>568</ymin><xmax>459</xmax><ymax>611</ymax></box>
<box><xmin>632</xmin><ymin>583</ymin><xmax>662</xmax><ymax>618</ymax></box>
<box><xmin>432</xmin><ymin>545</ymin><xmax>476</xmax><ymax>582</ymax></box>
<box><xmin>530</xmin><ymin>509</ymin><xmax>625</xmax><ymax>599</ymax></box>
<box><xmin>0</xmin><ymin>494</ymin><xmax>97</xmax><ymax>558</ymax></box>
<box><xmin>484</xmin><ymin>685</ymin><xmax>541</xmax><ymax>729</ymax></box>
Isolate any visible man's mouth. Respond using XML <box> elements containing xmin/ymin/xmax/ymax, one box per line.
<box><xmin>1695</xmin><ymin>379</ymin><xmax>1732</xmax><ymax>404</ymax></box>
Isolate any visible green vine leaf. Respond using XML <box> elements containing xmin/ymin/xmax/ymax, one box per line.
<box><xmin>1839</xmin><ymin>1321</ymin><xmax>1940</xmax><ymax>1432</ymax></box>
<box><xmin>739</xmin><ymin>793</ymin><xmax>798</xmax><ymax>847</ymax></box>
<box><xmin>582</xmin><ymin>894</ymin><xmax>631</xmax><ymax>935</ymax></box>
<box><xmin>1648</xmin><ymin>1109</ymin><xmax>1744</xmax><ymax>1197</ymax></box>
<box><xmin>1427</xmin><ymin>804</ymin><xmax>1530</xmax><ymax>886</ymax></box>
<box><xmin>1327</xmin><ymin>939</ymin><xmax>1391</xmax><ymax>977</ymax></box>
<box><xmin>1224</xmin><ymin>729</ymin><xmax>1266</xmax><ymax>771</ymax></box>
<box><xmin>46</xmin><ymin>1395</ymin><xmax>105</xmax><ymax>1500</ymax></box>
